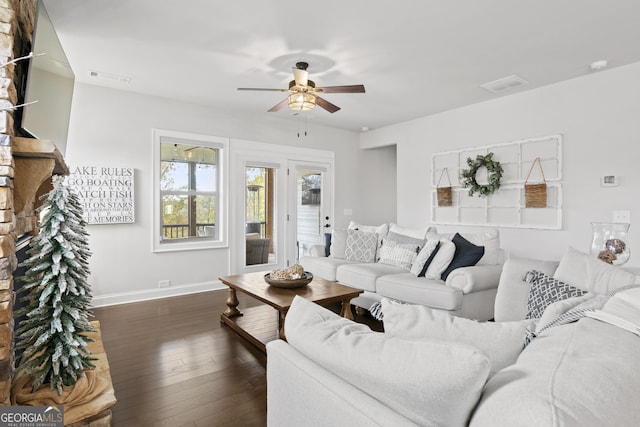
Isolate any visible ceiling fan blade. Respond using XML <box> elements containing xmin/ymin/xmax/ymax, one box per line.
<box><xmin>292</xmin><ymin>68</ymin><xmax>308</xmax><ymax>86</ymax></box>
<box><xmin>315</xmin><ymin>96</ymin><xmax>341</xmax><ymax>113</ymax></box>
<box><xmin>316</xmin><ymin>84</ymin><xmax>365</xmax><ymax>94</ymax></box>
<box><xmin>267</xmin><ymin>98</ymin><xmax>289</xmax><ymax>112</ymax></box>
<box><xmin>238</xmin><ymin>87</ymin><xmax>288</xmax><ymax>92</ymax></box>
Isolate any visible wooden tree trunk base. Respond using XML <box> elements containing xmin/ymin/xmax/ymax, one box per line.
<box><xmin>11</xmin><ymin>321</ymin><xmax>117</xmax><ymax>426</ymax></box>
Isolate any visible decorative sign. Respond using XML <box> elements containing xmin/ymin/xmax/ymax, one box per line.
<box><xmin>66</xmin><ymin>166</ymin><xmax>135</xmax><ymax>224</ymax></box>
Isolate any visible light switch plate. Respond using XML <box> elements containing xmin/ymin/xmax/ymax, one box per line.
<box><xmin>613</xmin><ymin>210</ymin><xmax>631</xmax><ymax>223</ymax></box>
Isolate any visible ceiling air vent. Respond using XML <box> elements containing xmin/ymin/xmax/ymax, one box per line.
<box><xmin>89</xmin><ymin>70</ymin><xmax>132</xmax><ymax>84</ymax></box>
<box><xmin>479</xmin><ymin>74</ymin><xmax>528</xmax><ymax>93</ymax></box>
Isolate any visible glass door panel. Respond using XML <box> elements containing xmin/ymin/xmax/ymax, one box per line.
<box><xmin>245</xmin><ymin>166</ymin><xmax>276</xmax><ymax>266</ymax></box>
<box><xmin>289</xmin><ymin>162</ymin><xmax>333</xmax><ymax>264</ymax></box>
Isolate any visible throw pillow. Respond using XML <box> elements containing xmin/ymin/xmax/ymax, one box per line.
<box><xmin>524</xmin><ymin>270</ymin><xmax>587</xmax><ymax>319</ymax></box>
<box><xmin>348</xmin><ymin>221</ymin><xmax>388</xmax><ymax>250</ymax></box>
<box><xmin>534</xmin><ymin>293</ymin><xmax>595</xmax><ymax>334</ymax></box>
<box><xmin>440</xmin><ymin>233</ymin><xmax>485</xmax><ymax>281</ymax></box>
<box><xmin>424</xmin><ymin>239</ymin><xmax>456</xmax><ymax>280</ymax></box>
<box><xmin>344</xmin><ymin>229</ymin><xmax>378</xmax><ymax>263</ymax></box>
<box><xmin>553</xmin><ymin>246</ymin><xmax>638</xmax><ymax>294</ymax></box>
<box><xmin>388</xmin><ymin>223</ymin><xmax>432</xmax><ymax>239</ymax></box>
<box><xmin>385</xmin><ymin>231</ymin><xmax>425</xmax><ymax>249</ymax></box>
<box><xmin>377</xmin><ymin>239</ymin><xmax>419</xmax><ymax>270</ymax></box>
<box><xmin>428</xmin><ymin>229</ymin><xmax>500</xmax><ymax>265</ymax></box>
<box><xmin>329</xmin><ymin>229</ymin><xmax>347</xmax><ymax>259</ymax></box>
<box><xmin>381</xmin><ymin>298</ymin><xmax>536</xmax><ymax>376</ymax></box>
<box><xmin>285</xmin><ymin>296</ymin><xmax>491</xmax><ymax>427</ymax></box>
<box><xmin>410</xmin><ymin>239</ymin><xmax>440</xmax><ymax>276</ymax></box>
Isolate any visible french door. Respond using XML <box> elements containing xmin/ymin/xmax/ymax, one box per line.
<box><xmin>287</xmin><ymin>161</ymin><xmax>333</xmax><ymax>265</ymax></box>
<box><xmin>229</xmin><ymin>140</ymin><xmax>333</xmax><ymax>274</ymax></box>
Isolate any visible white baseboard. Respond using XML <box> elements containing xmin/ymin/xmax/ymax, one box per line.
<box><xmin>91</xmin><ymin>280</ymin><xmax>226</xmax><ymax>307</ymax></box>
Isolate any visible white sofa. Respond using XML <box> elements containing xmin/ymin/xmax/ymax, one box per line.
<box><xmin>300</xmin><ymin>222</ymin><xmax>504</xmax><ymax>320</ymax></box>
<box><xmin>268</xmin><ymin>247</ymin><xmax>640</xmax><ymax>426</ymax></box>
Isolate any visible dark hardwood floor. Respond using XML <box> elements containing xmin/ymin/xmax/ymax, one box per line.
<box><xmin>92</xmin><ymin>290</ymin><xmax>382</xmax><ymax>427</ymax></box>
<box><xmin>93</xmin><ymin>291</ymin><xmax>268</xmax><ymax>427</ymax></box>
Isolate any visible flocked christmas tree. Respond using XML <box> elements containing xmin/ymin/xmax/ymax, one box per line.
<box><xmin>15</xmin><ymin>175</ymin><xmax>96</xmax><ymax>395</ymax></box>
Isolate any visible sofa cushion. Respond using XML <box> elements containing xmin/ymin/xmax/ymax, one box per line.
<box><xmin>329</xmin><ymin>228</ymin><xmax>347</xmax><ymax>259</ymax></box>
<box><xmin>524</xmin><ymin>270</ymin><xmax>587</xmax><ymax>319</ymax></box>
<box><xmin>425</xmin><ymin>239</ymin><xmax>456</xmax><ymax>279</ymax></box>
<box><xmin>470</xmin><ymin>319</ymin><xmax>640</xmax><ymax>427</ymax></box>
<box><xmin>299</xmin><ymin>256</ymin><xmax>355</xmax><ymax>281</ymax></box>
<box><xmin>494</xmin><ymin>256</ymin><xmax>560</xmax><ymax>322</ymax></box>
<box><xmin>428</xmin><ymin>229</ymin><xmax>500</xmax><ymax>265</ymax></box>
<box><xmin>410</xmin><ymin>239</ymin><xmax>440</xmax><ymax>276</ymax></box>
<box><xmin>381</xmin><ymin>298</ymin><xmax>535</xmax><ymax>376</ymax></box>
<box><xmin>376</xmin><ymin>273</ymin><xmax>463</xmax><ymax>310</ymax></box>
<box><xmin>344</xmin><ymin>229</ymin><xmax>378</xmax><ymax>263</ymax></box>
<box><xmin>377</xmin><ymin>239</ymin><xmax>418</xmax><ymax>270</ymax></box>
<box><xmin>285</xmin><ymin>296</ymin><xmax>491</xmax><ymax>427</ymax></box>
<box><xmin>553</xmin><ymin>246</ymin><xmax>638</xmax><ymax>294</ymax></box>
<box><xmin>441</xmin><ymin>233</ymin><xmax>485</xmax><ymax>281</ymax></box>
<box><xmin>337</xmin><ymin>262</ymin><xmax>405</xmax><ymax>292</ymax></box>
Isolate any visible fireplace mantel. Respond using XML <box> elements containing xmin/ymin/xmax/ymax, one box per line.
<box><xmin>10</xmin><ymin>136</ymin><xmax>69</xmax><ymax>235</ymax></box>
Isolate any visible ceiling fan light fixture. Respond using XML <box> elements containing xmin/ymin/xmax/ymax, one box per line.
<box><xmin>288</xmin><ymin>92</ymin><xmax>316</xmax><ymax>111</ymax></box>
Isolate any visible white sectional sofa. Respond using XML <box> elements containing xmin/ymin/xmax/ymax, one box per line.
<box><xmin>300</xmin><ymin>222</ymin><xmax>504</xmax><ymax>320</ymax></box>
<box><xmin>268</xmin><ymin>247</ymin><xmax>640</xmax><ymax>426</ymax></box>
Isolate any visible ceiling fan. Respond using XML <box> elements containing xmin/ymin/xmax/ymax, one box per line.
<box><xmin>238</xmin><ymin>62</ymin><xmax>365</xmax><ymax>113</ymax></box>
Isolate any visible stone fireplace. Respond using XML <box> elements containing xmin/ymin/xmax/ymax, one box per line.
<box><xmin>0</xmin><ymin>0</ymin><xmax>69</xmax><ymax>405</ymax></box>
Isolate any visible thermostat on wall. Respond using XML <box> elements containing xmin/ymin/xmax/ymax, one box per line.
<box><xmin>601</xmin><ymin>175</ymin><xmax>618</xmax><ymax>187</ymax></box>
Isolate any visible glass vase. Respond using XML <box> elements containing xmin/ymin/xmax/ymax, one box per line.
<box><xmin>590</xmin><ymin>222</ymin><xmax>630</xmax><ymax>265</ymax></box>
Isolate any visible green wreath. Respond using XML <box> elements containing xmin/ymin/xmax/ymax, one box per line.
<box><xmin>460</xmin><ymin>152</ymin><xmax>503</xmax><ymax>197</ymax></box>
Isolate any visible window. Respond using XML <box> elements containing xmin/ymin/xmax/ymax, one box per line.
<box><xmin>153</xmin><ymin>129</ymin><xmax>228</xmax><ymax>252</ymax></box>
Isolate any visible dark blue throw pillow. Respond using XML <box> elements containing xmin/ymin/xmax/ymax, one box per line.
<box><xmin>440</xmin><ymin>233</ymin><xmax>485</xmax><ymax>281</ymax></box>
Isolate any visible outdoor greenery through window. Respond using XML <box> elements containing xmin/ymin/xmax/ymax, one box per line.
<box><xmin>160</xmin><ymin>142</ymin><xmax>218</xmax><ymax>241</ymax></box>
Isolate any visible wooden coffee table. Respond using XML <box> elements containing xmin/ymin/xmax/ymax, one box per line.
<box><xmin>219</xmin><ymin>271</ymin><xmax>363</xmax><ymax>352</ymax></box>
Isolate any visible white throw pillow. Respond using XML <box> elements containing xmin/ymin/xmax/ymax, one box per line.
<box><xmin>381</xmin><ymin>298</ymin><xmax>536</xmax><ymax>376</ymax></box>
<box><xmin>377</xmin><ymin>240</ymin><xmax>418</xmax><ymax>270</ymax></box>
<box><xmin>553</xmin><ymin>246</ymin><xmax>637</xmax><ymax>294</ymax></box>
<box><xmin>534</xmin><ymin>293</ymin><xmax>595</xmax><ymax>334</ymax></box>
<box><xmin>329</xmin><ymin>229</ymin><xmax>347</xmax><ymax>259</ymax></box>
<box><xmin>285</xmin><ymin>296</ymin><xmax>491</xmax><ymax>427</ymax></box>
<box><xmin>427</xmin><ymin>229</ymin><xmax>500</xmax><ymax>265</ymax></box>
<box><xmin>388</xmin><ymin>223</ymin><xmax>431</xmax><ymax>240</ymax></box>
<box><xmin>425</xmin><ymin>239</ymin><xmax>455</xmax><ymax>280</ymax></box>
<box><xmin>410</xmin><ymin>239</ymin><xmax>440</xmax><ymax>276</ymax></box>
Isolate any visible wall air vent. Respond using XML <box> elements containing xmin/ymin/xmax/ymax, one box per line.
<box><xmin>479</xmin><ymin>74</ymin><xmax>528</xmax><ymax>93</ymax></box>
<box><xmin>89</xmin><ymin>69</ymin><xmax>132</xmax><ymax>84</ymax></box>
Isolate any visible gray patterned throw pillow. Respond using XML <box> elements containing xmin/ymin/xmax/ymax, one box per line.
<box><xmin>524</xmin><ymin>270</ymin><xmax>587</xmax><ymax>319</ymax></box>
<box><xmin>345</xmin><ymin>229</ymin><xmax>378</xmax><ymax>263</ymax></box>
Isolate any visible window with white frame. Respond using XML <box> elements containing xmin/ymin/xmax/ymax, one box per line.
<box><xmin>153</xmin><ymin>129</ymin><xmax>228</xmax><ymax>252</ymax></box>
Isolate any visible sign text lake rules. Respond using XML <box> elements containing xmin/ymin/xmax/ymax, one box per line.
<box><xmin>67</xmin><ymin>166</ymin><xmax>135</xmax><ymax>224</ymax></box>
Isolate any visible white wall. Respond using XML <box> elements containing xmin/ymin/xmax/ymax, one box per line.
<box><xmin>66</xmin><ymin>83</ymin><xmax>368</xmax><ymax>304</ymax></box>
<box><xmin>352</xmin><ymin>144</ymin><xmax>397</xmax><ymax>225</ymax></box>
<box><xmin>361</xmin><ymin>62</ymin><xmax>640</xmax><ymax>267</ymax></box>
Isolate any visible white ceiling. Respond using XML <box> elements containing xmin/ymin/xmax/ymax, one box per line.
<box><xmin>43</xmin><ymin>0</ymin><xmax>640</xmax><ymax>133</ymax></box>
